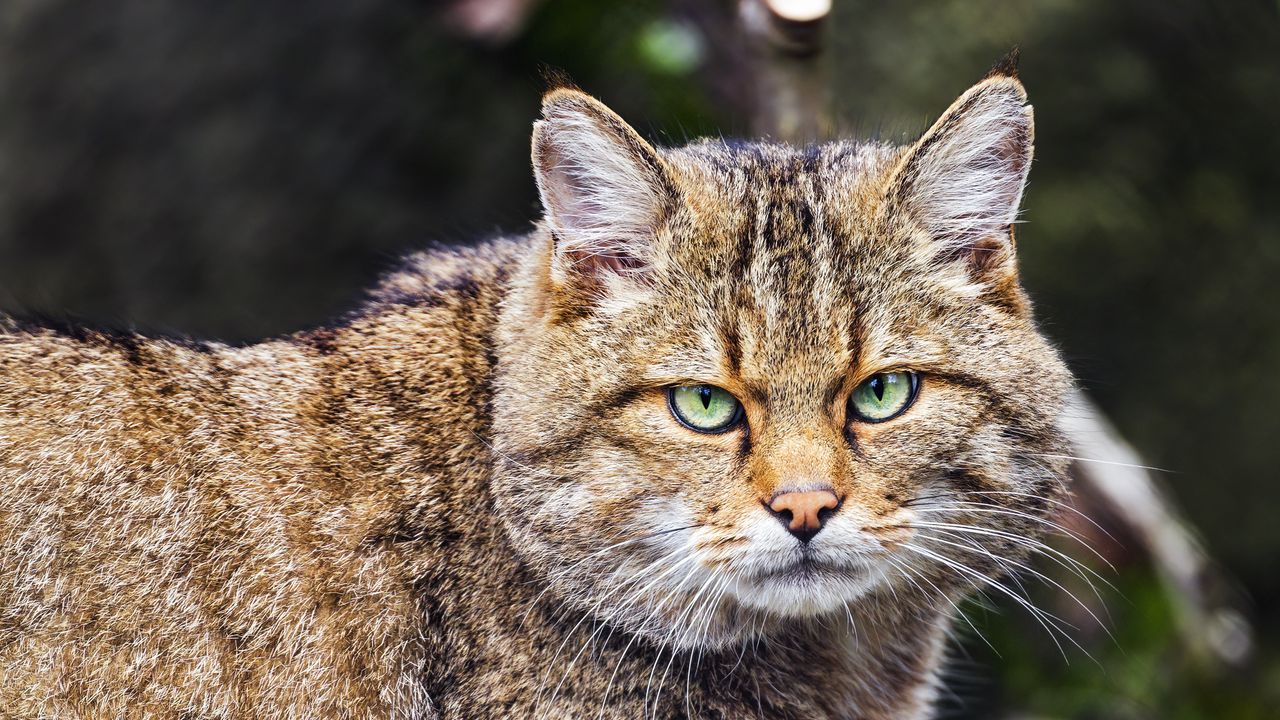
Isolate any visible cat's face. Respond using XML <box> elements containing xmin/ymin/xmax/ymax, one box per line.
<box><xmin>492</xmin><ymin>73</ymin><xmax>1073</xmax><ymax>650</ymax></box>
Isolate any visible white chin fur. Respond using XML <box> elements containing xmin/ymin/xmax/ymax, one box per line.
<box><xmin>729</xmin><ymin>563</ymin><xmax>885</xmax><ymax>617</ymax></box>
<box><xmin>716</xmin><ymin>510</ymin><xmax>894</xmax><ymax>617</ymax></box>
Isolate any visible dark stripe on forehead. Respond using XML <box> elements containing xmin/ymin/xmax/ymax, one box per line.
<box><xmin>760</xmin><ymin>157</ymin><xmax>811</xmax><ymax>250</ymax></box>
<box><xmin>794</xmin><ymin>195</ymin><xmax>815</xmax><ymax>247</ymax></box>
<box><xmin>760</xmin><ymin>157</ymin><xmax>821</xmax><ymax>336</ymax></box>
<box><xmin>708</xmin><ymin>146</ymin><xmax>841</xmax><ymax>383</ymax></box>
<box><xmin>729</xmin><ymin>166</ymin><xmax>760</xmax><ymax>286</ymax></box>
<box><xmin>719</xmin><ymin>159</ymin><xmax>759</xmax><ymax>375</ymax></box>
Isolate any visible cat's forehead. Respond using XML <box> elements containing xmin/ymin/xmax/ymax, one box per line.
<box><xmin>659</xmin><ymin>139</ymin><xmax>907</xmax><ymax>280</ymax></box>
<box><xmin>645</xmin><ymin>139</ymin><xmax>917</xmax><ymax>393</ymax></box>
<box><xmin>664</xmin><ymin>138</ymin><xmax>901</xmax><ymax>199</ymax></box>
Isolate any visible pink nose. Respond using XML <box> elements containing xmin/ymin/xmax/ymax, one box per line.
<box><xmin>767</xmin><ymin>489</ymin><xmax>840</xmax><ymax>543</ymax></box>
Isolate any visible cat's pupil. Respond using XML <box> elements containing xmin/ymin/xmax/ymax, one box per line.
<box><xmin>699</xmin><ymin>386</ymin><xmax>712</xmax><ymax>409</ymax></box>
<box><xmin>871</xmin><ymin>376</ymin><xmax>885</xmax><ymax>401</ymax></box>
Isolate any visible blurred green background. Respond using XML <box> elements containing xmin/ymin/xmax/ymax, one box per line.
<box><xmin>0</xmin><ymin>0</ymin><xmax>1276</xmax><ymax>716</ymax></box>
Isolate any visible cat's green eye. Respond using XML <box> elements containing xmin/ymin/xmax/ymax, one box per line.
<box><xmin>849</xmin><ymin>371</ymin><xmax>919</xmax><ymax>423</ymax></box>
<box><xmin>668</xmin><ymin>385</ymin><xmax>744</xmax><ymax>433</ymax></box>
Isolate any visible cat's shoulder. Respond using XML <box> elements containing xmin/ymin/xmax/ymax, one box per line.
<box><xmin>365</xmin><ymin>234</ymin><xmax>532</xmax><ymax>310</ymax></box>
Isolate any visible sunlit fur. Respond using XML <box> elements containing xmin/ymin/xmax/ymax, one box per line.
<box><xmin>0</xmin><ymin>68</ymin><xmax>1072</xmax><ymax>719</ymax></box>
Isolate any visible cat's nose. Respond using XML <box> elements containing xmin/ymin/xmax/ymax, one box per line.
<box><xmin>766</xmin><ymin>489</ymin><xmax>840</xmax><ymax>544</ymax></box>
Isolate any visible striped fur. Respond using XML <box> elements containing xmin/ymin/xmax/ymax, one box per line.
<box><xmin>0</xmin><ymin>69</ymin><xmax>1072</xmax><ymax>719</ymax></box>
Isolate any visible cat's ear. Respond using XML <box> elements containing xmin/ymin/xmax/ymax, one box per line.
<box><xmin>888</xmin><ymin>67</ymin><xmax>1033</xmax><ymax>286</ymax></box>
<box><xmin>532</xmin><ymin>89</ymin><xmax>673</xmax><ymax>284</ymax></box>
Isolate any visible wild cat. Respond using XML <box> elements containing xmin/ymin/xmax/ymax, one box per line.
<box><xmin>0</xmin><ymin>60</ymin><xmax>1072</xmax><ymax>719</ymax></box>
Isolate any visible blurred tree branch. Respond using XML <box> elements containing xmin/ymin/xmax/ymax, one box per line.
<box><xmin>1063</xmin><ymin>391</ymin><xmax>1253</xmax><ymax>668</ymax></box>
<box><xmin>738</xmin><ymin>0</ymin><xmax>832</xmax><ymax>142</ymax></box>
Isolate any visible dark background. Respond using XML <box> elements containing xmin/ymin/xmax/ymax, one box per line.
<box><xmin>0</xmin><ymin>0</ymin><xmax>1276</xmax><ymax>716</ymax></box>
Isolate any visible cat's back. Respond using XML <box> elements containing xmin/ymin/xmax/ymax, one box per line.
<box><xmin>0</xmin><ymin>237</ymin><xmax>523</xmax><ymax>717</ymax></box>
<box><xmin>0</xmin><ymin>318</ymin><xmax>222</xmax><ymax>461</ymax></box>
<box><xmin>0</xmin><ymin>234</ymin><xmax>524</xmax><ymax>479</ymax></box>
<box><xmin>0</xmin><ymin>325</ymin><xmax>222</xmax><ymax>712</ymax></box>
<box><xmin>0</xmin><ymin>315</ymin><xmax>334</xmax><ymax>500</ymax></box>
<box><xmin>0</xmin><ymin>235</ymin><xmax>522</xmax><ymax>563</ymax></box>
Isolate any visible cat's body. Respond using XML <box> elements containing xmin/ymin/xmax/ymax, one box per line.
<box><xmin>0</xmin><ymin>66</ymin><xmax>1072</xmax><ymax>719</ymax></box>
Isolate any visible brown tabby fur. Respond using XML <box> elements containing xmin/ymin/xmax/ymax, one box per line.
<box><xmin>0</xmin><ymin>65</ymin><xmax>1072</xmax><ymax>719</ymax></box>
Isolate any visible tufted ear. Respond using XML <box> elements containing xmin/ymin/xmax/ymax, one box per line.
<box><xmin>532</xmin><ymin>89</ymin><xmax>674</xmax><ymax>284</ymax></box>
<box><xmin>889</xmin><ymin>66</ymin><xmax>1033</xmax><ymax>284</ymax></box>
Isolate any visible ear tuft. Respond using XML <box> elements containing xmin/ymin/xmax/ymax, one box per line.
<box><xmin>890</xmin><ymin>74</ymin><xmax>1033</xmax><ymax>283</ymax></box>
<box><xmin>532</xmin><ymin>89</ymin><xmax>672</xmax><ymax>283</ymax></box>
<box><xmin>538</xmin><ymin>65</ymin><xmax>580</xmax><ymax>94</ymax></box>
<box><xmin>986</xmin><ymin>47</ymin><xmax>1021</xmax><ymax>80</ymax></box>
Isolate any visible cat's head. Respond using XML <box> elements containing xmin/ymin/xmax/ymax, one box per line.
<box><xmin>491</xmin><ymin>68</ymin><xmax>1073</xmax><ymax>650</ymax></box>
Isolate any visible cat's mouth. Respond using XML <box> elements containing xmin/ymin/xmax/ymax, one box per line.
<box><xmin>751</xmin><ymin>555</ymin><xmax>853</xmax><ymax>582</ymax></box>
<box><xmin>730</xmin><ymin>554</ymin><xmax>888</xmax><ymax>617</ymax></box>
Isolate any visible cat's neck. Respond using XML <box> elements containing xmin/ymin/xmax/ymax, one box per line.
<box><xmin>292</xmin><ymin>236</ymin><xmax>527</xmax><ymax>556</ymax></box>
<box><xmin>450</xmin><ymin>572</ymin><xmax>950</xmax><ymax>718</ymax></box>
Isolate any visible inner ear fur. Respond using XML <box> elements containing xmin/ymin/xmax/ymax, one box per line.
<box><xmin>888</xmin><ymin>71</ymin><xmax>1034</xmax><ymax>286</ymax></box>
<box><xmin>531</xmin><ymin>88</ymin><xmax>676</xmax><ymax>286</ymax></box>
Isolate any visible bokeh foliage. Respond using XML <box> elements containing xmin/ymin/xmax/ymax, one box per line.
<box><xmin>0</xmin><ymin>0</ymin><xmax>1276</xmax><ymax>716</ymax></box>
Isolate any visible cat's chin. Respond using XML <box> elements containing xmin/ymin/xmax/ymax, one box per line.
<box><xmin>730</xmin><ymin>560</ymin><xmax>886</xmax><ymax>617</ymax></box>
